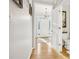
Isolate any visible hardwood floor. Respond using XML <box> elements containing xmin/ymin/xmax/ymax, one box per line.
<box><xmin>30</xmin><ymin>43</ymin><xmax>68</xmax><ymax>59</ymax></box>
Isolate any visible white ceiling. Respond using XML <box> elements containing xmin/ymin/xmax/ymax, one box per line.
<box><xmin>34</xmin><ymin>0</ymin><xmax>54</xmax><ymax>5</ymax></box>
<box><xmin>32</xmin><ymin>0</ymin><xmax>64</xmax><ymax>8</ymax></box>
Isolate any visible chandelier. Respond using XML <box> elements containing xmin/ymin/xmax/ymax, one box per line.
<box><xmin>52</xmin><ymin>0</ymin><xmax>64</xmax><ymax>9</ymax></box>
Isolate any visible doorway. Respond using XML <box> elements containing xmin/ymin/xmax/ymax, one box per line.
<box><xmin>33</xmin><ymin>2</ymin><xmax>53</xmax><ymax>50</ymax></box>
<box><xmin>32</xmin><ymin>1</ymin><xmax>62</xmax><ymax>52</ymax></box>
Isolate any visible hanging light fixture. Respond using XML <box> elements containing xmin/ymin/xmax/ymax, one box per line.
<box><xmin>52</xmin><ymin>0</ymin><xmax>64</xmax><ymax>9</ymax></box>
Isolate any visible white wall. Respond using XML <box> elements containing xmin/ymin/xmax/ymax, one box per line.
<box><xmin>9</xmin><ymin>0</ymin><xmax>32</xmax><ymax>59</ymax></box>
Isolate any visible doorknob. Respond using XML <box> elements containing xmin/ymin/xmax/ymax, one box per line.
<box><xmin>51</xmin><ymin>30</ymin><xmax>53</xmax><ymax>32</ymax></box>
<box><xmin>58</xmin><ymin>27</ymin><xmax>61</xmax><ymax>29</ymax></box>
<box><xmin>59</xmin><ymin>43</ymin><xmax>61</xmax><ymax>46</ymax></box>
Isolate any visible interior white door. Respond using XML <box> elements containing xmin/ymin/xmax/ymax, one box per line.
<box><xmin>52</xmin><ymin>6</ymin><xmax>62</xmax><ymax>52</ymax></box>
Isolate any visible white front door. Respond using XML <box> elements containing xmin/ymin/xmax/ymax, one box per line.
<box><xmin>39</xmin><ymin>19</ymin><xmax>50</xmax><ymax>37</ymax></box>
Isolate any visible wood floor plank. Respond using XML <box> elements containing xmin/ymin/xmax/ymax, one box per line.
<box><xmin>61</xmin><ymin>47</ymin><xmax>70</xmax><ymax>59</ymax></box>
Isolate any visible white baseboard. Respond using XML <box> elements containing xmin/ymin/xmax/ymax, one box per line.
<box><xmin>27</xmin><ymin>48</ymin><xmax>34</xmax><ymax>59</ymax></box>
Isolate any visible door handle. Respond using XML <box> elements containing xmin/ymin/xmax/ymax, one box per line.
<box><xmin>58</xmin><ymin>27</ymin><xmax>61</xmax><ymax>29</ymax></box>
<box><xmin>59</xmin><ymin>44</ymin><xmax>61</xmax><ymax>46</ymax></box>
<box><xmin>51</xmin><ymin>30</ymin><xmax>53</xmax><ymax>32</ymax></box>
